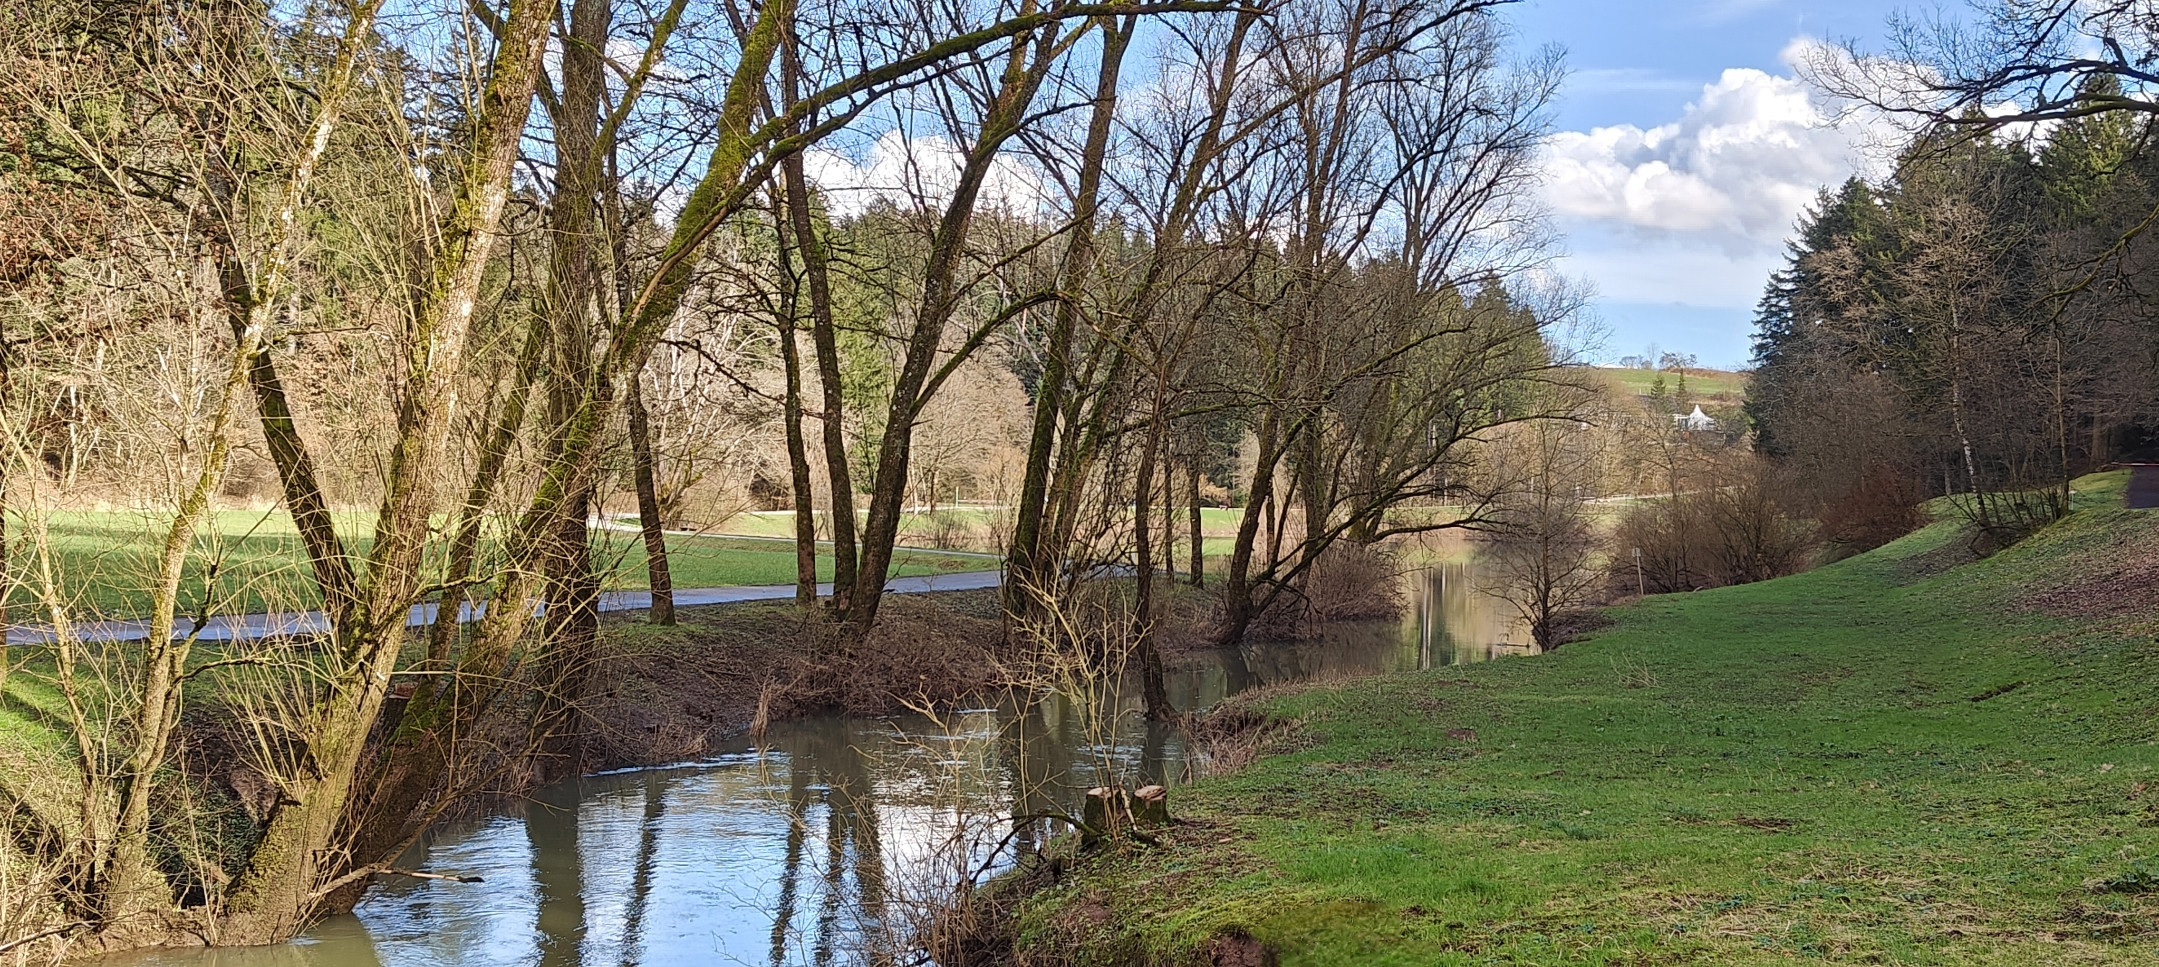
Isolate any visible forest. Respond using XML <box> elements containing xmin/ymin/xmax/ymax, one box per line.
<box><xmin>1752</xmin><ymin>73</ymin><xmax>2159</xmax><ymax>553</ymax></box>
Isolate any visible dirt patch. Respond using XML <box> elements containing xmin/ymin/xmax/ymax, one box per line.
<box><xmin>1897</xmin><ymin>529</ymin><xmax>1983</xmax><ymax>583</ymax></box>
<box><xmin>2017</xmin><ymin>525</ymin><xmax>2159</xmax><ymax>620</ymax></box>
<box><xmin>580</xmin><ymin>590</ymin><xmax>1008</xmax><ymax>772</ymax></box>
<box><xmin>1202</xmin><ymin>928</ymin><xmax>1279</xmax><ymax>967</ymax></box>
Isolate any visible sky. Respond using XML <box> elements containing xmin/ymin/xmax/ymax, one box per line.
<box><xmin>1509</xmin><ymin>0</ymin><xmax>1910</xmax><ymax>368</ymax></box>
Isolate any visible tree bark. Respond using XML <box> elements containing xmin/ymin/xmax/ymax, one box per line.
<box><xmin>844</xmin><ymin>23</ymin><xmax>1066</xmax><ymax>639</ymax></box>
<box><xmin>529</xmin><ymin>0</ymin><xmax>614</xmax><ymax>782</ymax></box>
<box><xmin>1008</xmin><ymin>18</ymin><xmax>1133</xmax><ymax>620</ymax></box>
<box><xmin>219</xmin><ymin>0</ymin><xmax>553</xmax><ymax>938</ymax></box>
<box><xmin>778</xmin><ymin>22</ymin><xmax>856</xmax><ymax>612</ymax></box>
<box><xmin>1131</xmin><ymin>399</ymin><xmax>1172</xmax><ymax>720</ymax></box>
<box><xmin>628</xmin><ymin>375</ymin><xmax>676</xmax><ymax>624</ymax></box>
<box><xmin>774</xmin><ymin>198</ymin><xmax>821</xmax><ymax>606</ymax></box>
<box><xmin>1186</xmin><ymin>459</ymin><xmax>1204</xmax><ymax>587</ymax></box>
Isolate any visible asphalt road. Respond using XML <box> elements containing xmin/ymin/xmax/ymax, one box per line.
<box><xmin>7</xmin><ymin>569</ymin><xmax>1005</xmax><ymax>645</ymax></box>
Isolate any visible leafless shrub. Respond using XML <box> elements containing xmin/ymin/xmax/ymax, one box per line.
<box><xmin>1246</xmin><ymin>543</ymin><xmax>1402</xmax><ymax>640</ymax></box>
<box><xmin>1815</xmin><ymin>464</ymin><xmax>1930</xmax><ymax>557</ymax></box>
<box><xmin>1611</xmin><ymin>452</ymin><xmax>1815</xmax><ymax>594</ymax></box>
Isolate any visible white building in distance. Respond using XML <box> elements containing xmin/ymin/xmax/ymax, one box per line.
<box><xmin>1675</xmin><ymin>405</ymin><xmax>1716</xmax><ymax>432</ymax></box>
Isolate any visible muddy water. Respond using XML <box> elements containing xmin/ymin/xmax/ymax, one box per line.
<box><xmin>114</xmin><ymin>564</ymin><xmax>1528</xmax><ymax>966</ymax></box>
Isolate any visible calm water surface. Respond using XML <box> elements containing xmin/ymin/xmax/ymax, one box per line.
<box><xmin>115</xmin><ymin>564</ymin><xmax>1528</xmax><ymax>966</ymax></box>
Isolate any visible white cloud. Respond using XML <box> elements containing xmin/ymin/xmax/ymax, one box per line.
<box><xmin>803</xmin><ymin>130</ymin><xmax>1050</xmax><ymax>219</ymax></box>
<box><xmin>1539</xmin><ymin>61</ymin><xmax>1864</xmax><ymax>255</ymax></box>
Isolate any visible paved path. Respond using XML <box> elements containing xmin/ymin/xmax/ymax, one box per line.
<box><xmin>589</xmin><ymin>518</ymin><xmax>1004</xmax><ymax>560</ymax></box>
<box><xmin>2130</xmin><ymin>464</ymin><xmax>2159</xmax><ymax>509</ymax></box>
<box><xmin>8</xmin><ymin>569</ymin><xmax>1005</xmax><ymax>645</ymax></box>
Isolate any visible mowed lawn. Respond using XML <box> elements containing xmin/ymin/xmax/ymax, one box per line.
<box><xmin>1021</xmin><ymin>472</ymin><xmax>2159</xmax><ymax>965</ymax></box>
<box><xmin>16</xmin><ymin>510</ymin><xmax>988</xmax><ymax>620</ymax></box>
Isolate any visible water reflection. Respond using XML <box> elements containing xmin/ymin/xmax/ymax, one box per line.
<box><xmin>110</xmin><ymin>564</ymin><xmax>1528</xmax><ymax>967</ymax></box>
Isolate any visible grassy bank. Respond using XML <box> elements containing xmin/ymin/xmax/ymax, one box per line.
<box><xmin>1016</xmin><ymin>472</ymin><xmax>2159</xmax><ymax>965</ymax></box>
<box><xmin>14</xmin><ymin>510</ymin><xmax>985</xmax><ymax>619</ymax></box>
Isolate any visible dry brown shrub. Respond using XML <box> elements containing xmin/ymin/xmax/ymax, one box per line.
<box><xmin>1817</xmin><ymin>464</ymin><xmax>1929</xmax><ymax>556</ymax></box>
<box><xmin>1191</xmin><ymin>704</ymin><xmax>1305</xmax><ymax>774</ymax></box>
<box><xmin>777</xmin><ymin>595</ymin><xmax>1008</xmax><ymax>717</ymax></box>
<box><xmin>1246</xmin><ymin>544</ymin><xmax>1402</xmax><ymax>639</ymax></box>
<box><xmin>1610</xmin><ymin>454</ymin><xmax>1815</xmax><ymax>593</ymax></box>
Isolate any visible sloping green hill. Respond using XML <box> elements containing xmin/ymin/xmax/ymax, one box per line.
<box><xmin>1597</xmin><ymin>365</ymin><xmax>1749</xmax><ymax>402</ymax></box>
<box><xmin>1022</xmin><ymin>471</ymin><xmax>2159</xmax><ymax>965</ymax></box>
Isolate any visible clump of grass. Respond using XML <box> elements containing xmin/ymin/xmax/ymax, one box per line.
<box><xmin>2093</xmin><ymin>860</ymin><xmax>2159</xmax><ymax>895</ymax></box>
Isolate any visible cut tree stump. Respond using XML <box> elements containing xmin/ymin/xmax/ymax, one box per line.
<box><xmin>1082</xmin><ymin>786</ymin><xmax>1123</xmax><ymax>848</ymax></box>
<box><xmin>1132</xmin><ymin>785</ymin><xmax>1169</xmax><ymax>827</ymax></box>
<box><xmin>1080</xmin><ymin>785</ymin><xmax>1171</xmax><ymax>847</ymax></box>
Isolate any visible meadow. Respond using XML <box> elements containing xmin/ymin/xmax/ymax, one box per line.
<box><xmin>15</xmin><ymin>510</ymin><xmax>986</xmax><ymax>620</ymax></box>
<box><xmin>1020</xmin><ymin>472</ymin><xmax>2159</xmax><ymax>965</ymax></box>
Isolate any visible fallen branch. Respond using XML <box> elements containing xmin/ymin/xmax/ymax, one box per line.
<box><xmin>379</xmin><ymin>868</ymin><xmax>484</xmax><ymax>884</ymax></box>
<box><xmin>0</xmin><ymin>921</ymin><xmax>88</xmax><ymax>955</ymax></box>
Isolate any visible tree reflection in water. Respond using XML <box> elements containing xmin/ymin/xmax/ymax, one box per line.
<box><xmin>102</xmin><ymin>564</ymin><xmax>1531</xmax><ymax>967</ymax></box>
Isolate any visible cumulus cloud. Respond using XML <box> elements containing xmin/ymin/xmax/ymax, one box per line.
<box><xmin>1539</xmin><ymin>61</ymin><xmax>1864</xmax><ymax>254</ymax></box>
<box><xmin>803</xmin><ymin>130</ymin><xmax>1050</xmax><ymax>219</ymax></box>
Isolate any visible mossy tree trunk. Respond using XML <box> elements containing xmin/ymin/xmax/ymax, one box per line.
<box><xmin>217</xmin><ymin>0</ymin><xmax>554</xmax><ymax>940</ymax></box>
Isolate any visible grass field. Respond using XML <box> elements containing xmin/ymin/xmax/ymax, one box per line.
<box><xmin>18</xmin><ymin>510</ymin><xmax>987</xmax><ymax>620</ymax></box>
<box><xmin>707</xmin><ymin>506</ymin><xmax>1251</xmax><ymax>540</ymax></box>
<box><xmin>1596</xmin><ymin>365</ymin><xmax>1749</xmax><ymax>399</ymax></box>
<box><xmin>1019</xmin><ymin>471</ymin><xmax>2159</xmax><ymax>965</ymax></box>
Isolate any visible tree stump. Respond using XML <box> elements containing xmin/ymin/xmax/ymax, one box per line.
<box><xmin>1081</xmin><ymin>785</ymin><xmax>1171</xmax><ymax>847</ymax></box>
<box><xmin>1081</xmin><ymin>786</ymin><xmax>1125</xmax><ymax>847</ymax></box>
<box><xmin>1131</xmin><ymin>784</ymin><xmax>1169</xmax><ymax>827</ymax></box>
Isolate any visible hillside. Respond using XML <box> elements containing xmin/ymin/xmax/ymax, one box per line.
<box><xmin>1595</xmin><ymin>365</ymin><xmax>1749</xmax><ymax>404</ymax></box>
<box><xmin>1016</xmin><ymin>472</ymin><xmax>2159</xmax><ymax>965</ymax></box>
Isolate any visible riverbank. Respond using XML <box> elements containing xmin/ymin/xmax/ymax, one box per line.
<box><xmin>576</xmin><ymin>588</ymin><xmax>1012</xmax><ymax>770</ymax></box>
<box><xmin>1010</xmin><ymin>472</ymin><xmax>2159</xmax><ymax>965</ymax></box>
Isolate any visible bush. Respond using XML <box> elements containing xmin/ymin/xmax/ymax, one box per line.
<box><xmin>1816</xmin><ymin>464</ymin><xmax>1928</xmax><ymax>556</ymax></box>
<box><xmin>1246</xmin><ymin>543</ymin><xmax>1401</xmax><ymax>638</ymax></box>
<box><xmin>1611</xmin><ymin>456</ymin><xmax>1814</xmax><ymax>594</ymax></box>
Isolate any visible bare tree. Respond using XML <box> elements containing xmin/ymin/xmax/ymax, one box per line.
<box><xmin>1480</xmin><ymin>409</ymin><xmax>1606</xmax><ymax>649</ymax></box>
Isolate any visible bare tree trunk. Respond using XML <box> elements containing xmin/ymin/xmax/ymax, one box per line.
<box><xmin>776</xmin><ymin>228</ymin><xmax>819</xmax><ymax>606</ymax></box>
<box><xmin>1186</xmin><ymin>459</ymin><xmax>1204</xmax><ymax>587</ymax></box>
<box><xmin>1131</xmin><ymin>398</ymin><xmax>1172</xmax><ymax>720</ymax></box>
<box><xmin>1008</xmin><ymin>18</ymin><xmax>1133</xmax><ymax>618</ymax></box>
<box><xmin>845</xmin><ymin>25</ymin><xmax>1066</xmax><ymax>639</ymax></box>
<box><xmin>529</xmin><ymin>0</ymin><xmax>614</xmax><ymax>783</ymax></box>
<box><xmin>330</xmin><ymin>314</ymin><xmax>549</xmax><ymax>916</ymax></box>
<box><xmin>1160</xmin><ymin>448</ymin><xmax>1178</xmax><ymax>579</ymax></box>
<box><xmin>105</xmin><ymin>268</ymin><xmax>276</xmax><ymax>921</ymax></box>
<box><xmin>1219</xmin><ymin>413</ymin><xmax>1281</xmax><ymax>646</ymax></box>
<box><xmin>779</xmin><ymin>41</ymin><xmax>856</xmax><ymax>613</ymax></box>
<box><xmin>628</xmin><ymin>375</ymin><xmax>676</xmax><ymax>624</ymax></box>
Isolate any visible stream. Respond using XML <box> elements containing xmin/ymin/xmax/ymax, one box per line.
<box><xmin>113</xmin><ymin>563</ymin><xmax>1529</xmax><ymax>966</ymax></box>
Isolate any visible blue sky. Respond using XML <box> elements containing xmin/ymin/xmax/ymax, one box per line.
<box><xmin>1509</xmin><ymin>0</ymin><xmax>1909</xmax><ymax>368</ymax></box>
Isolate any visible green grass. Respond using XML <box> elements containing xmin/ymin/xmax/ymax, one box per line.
<box><xmin>17</xmin><ymin>510</ymin><xmax>989</xmax><ymax>620</ymax></box>
<box><xmin>1020</xmin><ymin>470</ymin><xmax>2159</xmax><ymax>965</ymax></box>
<box><xmin>1597</xmin><ymin>366</ymin><xmax>1749</xmax><ymax>399</ymax></box>
<box><xmin>709</xmin><ymin>506</ymin><xmax>1250</xmax><ymax>540</ymax></box>
<box><xmin>703</xmin><ymin>507</ymin><xmax>1011</xmax><ymax>541</ymax></box>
